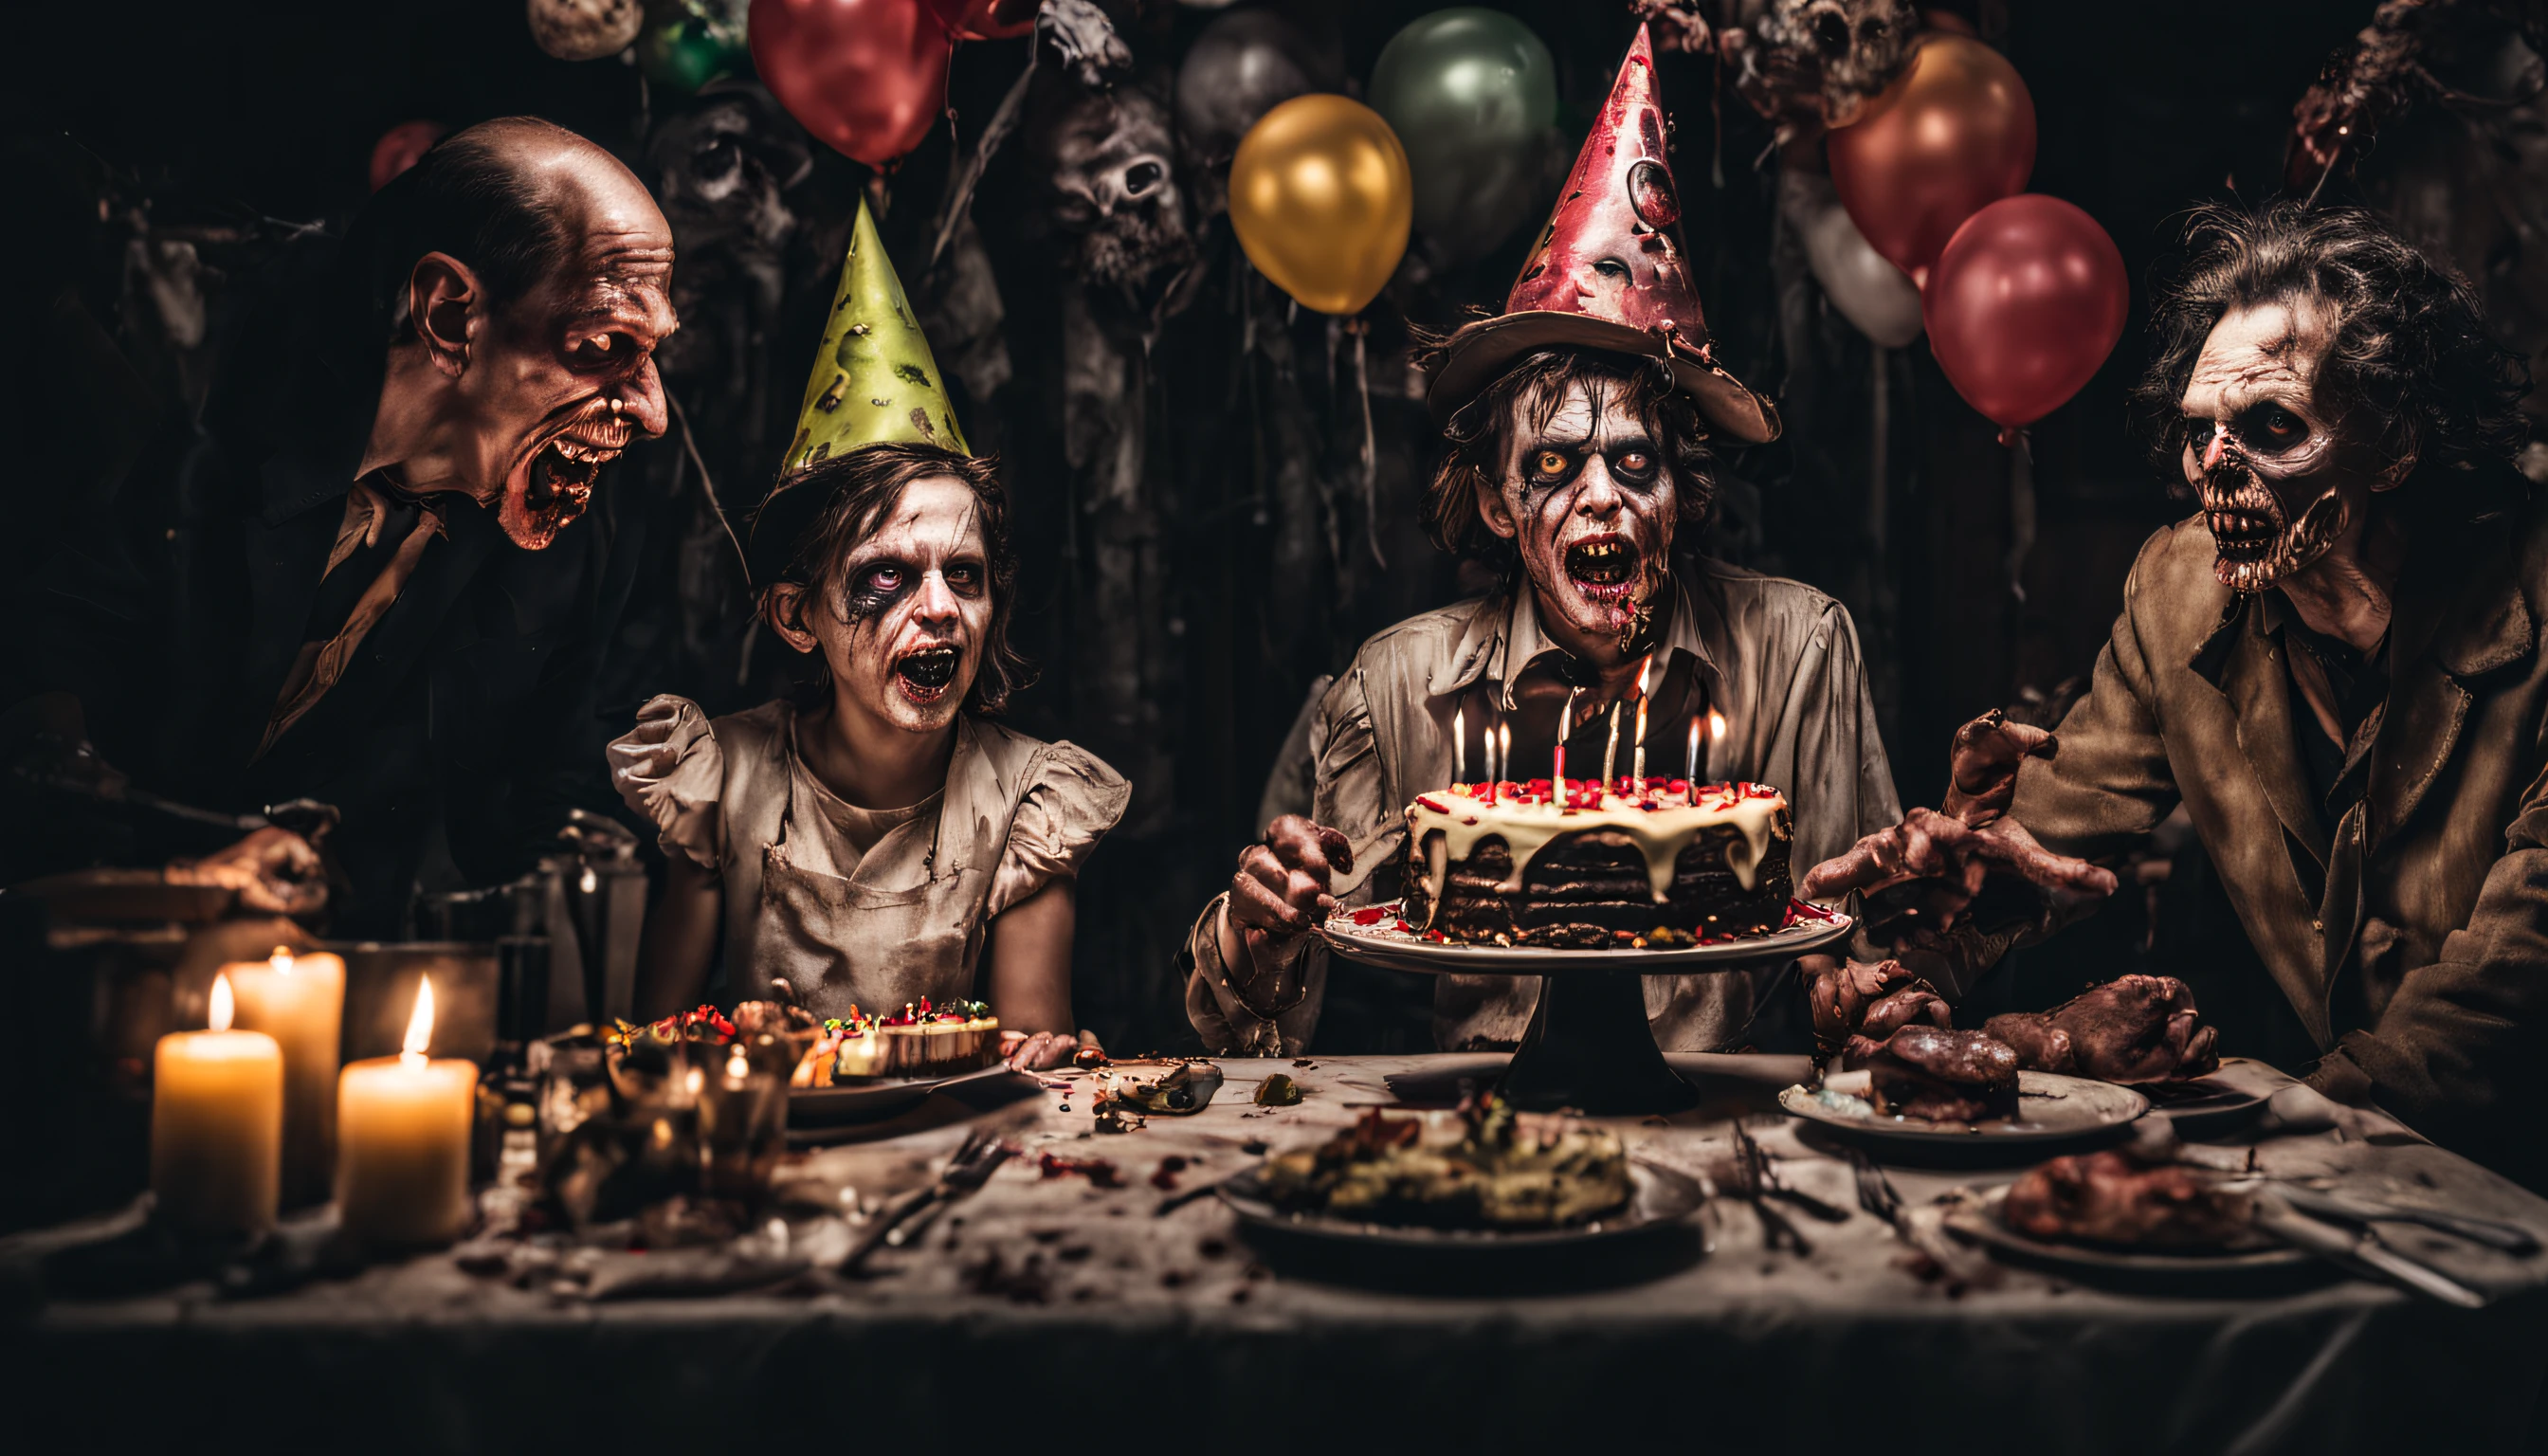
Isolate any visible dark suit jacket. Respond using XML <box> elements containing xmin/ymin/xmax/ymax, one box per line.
<box><xmin>22</xmin><ymin>237</ymin><xmax>647</xmax><ymax>936</ymax></box>
<box><xmin>2012</xmin><ymin>471</ymin><xmax>2548</xmax><ymax>1185</ymax></box>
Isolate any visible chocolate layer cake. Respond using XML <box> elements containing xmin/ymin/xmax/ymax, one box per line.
<box><xmin>1399</xmin><ymin>780</ymin><xmax>1793</xmax><ymax>949</ymax></box>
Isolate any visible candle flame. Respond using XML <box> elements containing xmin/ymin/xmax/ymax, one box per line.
<box><xmin>1709</xmin><ymin>709</ymin><xmax>1728</xmax><ymax>742</ymax></box>
<box><xmin>401</xmin><ymin>976</ymin><xmax>436</xmax><ymax>1064</ymax></box>
<box><xmin>209</xmin><ymin>973</ymin><xmax>235</xmax><ymax>1032</ymax></box>
<box><xmin>270</xmin><ymin>945</ymin><xmax>294</xmax><ymax>976</ymax></box>
<box><xmin>726</xmin><ymin>1045</ymin><xmax>751</xmax><ymax>1085</ymax></box>
<box><xmin>1452</xmin><ymin>706</ymin><xmax>1465</xmax><ymax>785</ymax></box>
<box><xmin>579</xmin><ymin>864</ymin><xmax>599</xmax><ymax>895</ymax></box>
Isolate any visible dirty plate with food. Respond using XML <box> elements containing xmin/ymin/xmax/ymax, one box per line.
<box><xmin>1942</xmin><ymin>1184</ymin><xmax>2319</xmax><ymax>1292</ymax></box>
<box><xmin>1778</xmin><ymin>1069</ymin><xmax>2147</xmax><ymax>1156</ymax></box>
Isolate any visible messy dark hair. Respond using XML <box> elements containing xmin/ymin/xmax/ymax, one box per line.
<box><xmin>1423</xmin><ymin>348</ymin><xmax>1717</xmax><ymax>577</ymax></box>
<box><xmin>755</xmin><ymin>441</ymin><xmax>1031</xmax><ymax>717</ymax></box>
<box><xmin>344</xmin><ymin>118</ymin><xmax>587</xmax><ymax>346</ymax></box>
<box><xmin>2134</xmin><ymin>202</ymin><xmax>2530</xmax><ymax>480</ymax></box>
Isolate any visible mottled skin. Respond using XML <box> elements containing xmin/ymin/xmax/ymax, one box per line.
<box><xmin>1991</xmin><ymin>974</ymin><xmax>2219</xmax><ymax>1084</ymax></box>
<box><xmin>358</xmin><ymin>118</ymin><xmax>678</xmax><ymax>550</ymax></box>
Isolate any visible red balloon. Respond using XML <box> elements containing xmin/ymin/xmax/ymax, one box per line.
<box><xmin>751</xmin><ymin>0</ymin><xmax>953</xmax><ymax>167</ymax></box>
<box><xmin>1923</xmin><ymin>195</ymin><xmax>2128</xmax><ymax>431</ymax></box>
<box><xmin>369</xmin><ymin>120</ymin><xmax>447</xmax><ymax>192</ymax></box>
<box><xmin>929</xmin><ymin>0</ymin><xmax>1033</xmax><ymax>42</ymax></box>
<box><xmin>1828</xmin><ymin>35</ymin><xmax>2034</xmax><ymax>285</ymax></box>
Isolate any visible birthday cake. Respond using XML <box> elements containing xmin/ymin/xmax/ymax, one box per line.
<box><xmin>790</xmin><ymin>999</ymin><xmax>1001</xmax><ymax>1084</ymax></box>
<box><xmin>1398</xmin><ymin>779</ymin><xmax>1793</xmax><ymax>948</ymax></box>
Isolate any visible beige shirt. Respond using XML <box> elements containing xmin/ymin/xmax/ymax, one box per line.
<box><xmin>610</xmin><ymin>695</ymin><xmax>1130</xmax><ymax>1017</ymax></box>
<box><xmin>1184</xmin><ymin>559</ymin><xmax>1902</xmax><ymax>1055</ymax></box>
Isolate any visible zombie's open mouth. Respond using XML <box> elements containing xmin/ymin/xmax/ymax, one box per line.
<box><xmin>525</xmin><ymin>437</ymin><xmax>616</xmax><ymax>515</ymax></box>
<box><xmin>2206</xmin><ymin>504</ymin><xmax>2281</xmax><ymax>562</ymax></box>
<box><xmin>1564</xmin><ymin>535</ymin><xmax>1642</xmax><ymax>603</ymax></box>
<box><xmin>895</xmin><ymin>645</ymin><xmax>960</xmax><ymax>703</ymax></box>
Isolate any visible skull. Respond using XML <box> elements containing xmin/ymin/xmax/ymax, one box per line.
<box><xmin>1731</xmin><ymin>0</ymin><xmax>1919</xmax><ymax>131</ymax></box>
<box><xmin>1028</xmin><ymin>81</ymin><xmax>1194</xmax><ymax>300</ymax></box>
<box><xmin>643</xmin><ymin>86</ymin><xmax>810</xmax><ymax>385</ymax></box>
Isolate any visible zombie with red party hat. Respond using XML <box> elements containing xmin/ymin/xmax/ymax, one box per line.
<box><xmin>1181</xmin><ymin>26</ymin><xmax>1902</xmax><ymax>1057</ymax></box>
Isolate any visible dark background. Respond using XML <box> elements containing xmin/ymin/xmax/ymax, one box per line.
<box><xmin>6</xmin><ymin>0</ymin><xmax>2539</xmax><ymax>1054</ymax></box>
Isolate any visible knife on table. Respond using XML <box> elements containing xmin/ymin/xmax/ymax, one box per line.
<box><xmin>2249</xmin><ymin>1189</ymin><xmax>2486</xmax><ymax>1308</ymax></box>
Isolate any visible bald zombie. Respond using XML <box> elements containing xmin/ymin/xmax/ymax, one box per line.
<box><xmin>14</xmin><ymin>118</ymin><xmax>684</xmax><ymax>936</ymax></box>
<box><xmin>358</xmin><ymin>118</ymin><xmax>678</xmax><ymax>548</ymax></box>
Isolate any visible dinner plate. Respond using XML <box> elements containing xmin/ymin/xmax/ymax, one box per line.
<box><xmin>1218</xmin><ymin>1157</ymin><xmax>1704</xmax><ymax>1250</ymax></box>
<box><xmin>1778</xmin><ymin>1069</ymin><xmax>2147</xmax><ymax>1156</ymax></box>
<box><xmin>787</xmin><ymin>1063</ymin><xmax>1025</xmax><ymax>1125</ymax></box>
<box><xmin>1317</xmin><ymin>900</ymin><xmax>1853</xmax><ymax>975</ymax></box>
<box><xmin>1943</xmin><ymin>1185</ymin><xmax>2317</xmax><ymax>1291</ymax></box>
<box><xmin>2138</xmin><ymin>1072</ymin><xmax>2273</xmax><ymax>1138</ymax></box>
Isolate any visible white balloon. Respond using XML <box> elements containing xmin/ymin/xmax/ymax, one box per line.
<box><xmin>528</xmin><ymin>0</ymin><xmax>645</xmax><ymax>63</ymax></box>
<box><xmin>1784</xmin><ymin>168</ymin><xmax>1924</xmax><ymax>349</ymax></box>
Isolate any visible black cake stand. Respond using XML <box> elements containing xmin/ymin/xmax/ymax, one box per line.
<box><xmin>1317</xmin><ymin>906</ymin><xmax>1853</xmax><ymax>1115</ymax></box>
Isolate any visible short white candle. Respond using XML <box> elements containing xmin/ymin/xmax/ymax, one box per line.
<box><xmin>153</xmin><ymin>974</ymin><xmax>282</xmax><ymax>1236</ymax></box>
<box><xmin>336</xmin><ymin>977</ymin><xmax>477</xmax><ymax>1248</ymax></box>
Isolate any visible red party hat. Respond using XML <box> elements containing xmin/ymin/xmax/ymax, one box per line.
<box><xmin>1428</xmin><ymin>25</ymin><xmax>1778</xmax><ymax>444</ymax></box>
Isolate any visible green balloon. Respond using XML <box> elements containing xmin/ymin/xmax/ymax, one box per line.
<box><xmin>638</xmin><ymin>0</ymin><xmax>746</xmax><ymax>95</ymax></box>
<box><xmin>1368</xmin><ymin>8</ymin><xmax>1559</xmax><ymax>263</ymax></box>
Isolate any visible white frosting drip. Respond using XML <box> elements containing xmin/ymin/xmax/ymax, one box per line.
<box><xmin>1407</xmin><ymin>782</ymin><xmax>1790</xmax><ymax>909</ymax></box>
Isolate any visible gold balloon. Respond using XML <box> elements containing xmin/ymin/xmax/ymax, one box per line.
<box><xmin>1228</xmin><ymin>95</ymin><xmax>1412</xmax><ymax>316</ymax></box>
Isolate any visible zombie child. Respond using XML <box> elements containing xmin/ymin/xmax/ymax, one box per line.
<box><xmin>610</xmin><ymin>204</ymin><xmax>1127</xmax><ymax>1072</ymax></box>
<box><xmin>1182</xmin><ymin>27</ymin><xmax>1902</xmax><ymax>1057</ymax></box>
<box><xmin>1805</xmin><ymin>204</ymin><xmax>2548</xmax><ymax>1186</ymax></box>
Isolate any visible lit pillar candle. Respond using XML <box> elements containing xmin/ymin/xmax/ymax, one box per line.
<box><xmin>224</xmin><ymin>946</ymin><xmax>344</xmax><ymax>1207</ymax></box>
<box><xmin>336</xmin><ymin>977</ymin><xmax>478</xmax><ymax>1248</ymax></box>
<box><xmin>153</xmin><ymin>974</ymin><xmax>282</xmax><ymax>1236</ymax></box>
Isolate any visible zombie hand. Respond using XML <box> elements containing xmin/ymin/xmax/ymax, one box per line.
<box><xmin>1222</xmin><ymin>815</ymin><xmax>1353</xmax><ymax>1014</ymax></box>
<box><xmin>1800</xmin><ymin>710</ymin><xmax>2116</xmax><ymax>952</ymax></box>
<box><xmin>1038</xmin><ymin>0</ymin><xmax>1133</xmax><ymax>90</ymax></box>
<box><xmin>1990</xmin><ymin>975</ymin><xmax>2219</xmax><ymax>1084</ymax></box>
<box><xmin>1806</xmin><ymin>956</ymin><xmax>1948</xmax><ymax>1058</ymax></box>
<box><xmin>1006</xmin><ymin>1028</ymin><xmax>1101</xmax><ymax>1072</ymax></box>
<box><xmin>166</xmin><ymin>827</ymin><xmax>326</xmax><ymax>916</ymax></box>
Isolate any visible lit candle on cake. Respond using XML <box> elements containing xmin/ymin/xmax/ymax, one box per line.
<box><xmin>153</xmin><ymin>973</ymin><xmax>282</xmax><ymax>1236</ymax></box>
<box><xmin>1554</xmin><ymin>686</ymin><xmax>1578</xmax><ymax>797</ymax></box>
<box><xmin>224</xmin><ymin>945</ymin><xmax>344</xmax><ymax>1207</ymax></box>
<box><xmin>1600</xmin><ymin>701</ymin><xmax>1622</xmax><ymax>794</ymax></box>
<box><xmin>1686</xmin><ymin>717</ymin><xmax>1701</xmax><ymax>785</ymax></box>
<box><xmin>1493</xmin><ymin>723</ymin><xmax>1510</xmax><ymax>804</ymax></box>
<box><xmin>1452</xmin><ymin>706</ymin><xmax>1465</xmax><ymax>785</ymax></box>
<box><xmin>336</xmin><ymin>977</ymin><xmax>478</xmax><ymax>1248</ymax></box>
<box><xmin>1632</xmin><ymin>692</ymin><xmax>1650</xmax><ymax>786</ymax></box>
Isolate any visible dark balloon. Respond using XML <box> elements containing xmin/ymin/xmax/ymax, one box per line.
<box><xmin>1174</xmin><ymin>9</ymin><xmax>1337</xmax><ymax>171</ymax></box>
<box><xmin>749</xmin><ymin>0</ymin><xmax>951</xmax><ymax>167</ymax></box>
<box><xmin>1368</xmin><ymin>8</ymin><xmax>1558</xmax><ymax>264</ymax></box>
<box><xmin>1923</xmin><ymin>194</ymin><xmax>2128</xmax><ymax>429</ymax></box>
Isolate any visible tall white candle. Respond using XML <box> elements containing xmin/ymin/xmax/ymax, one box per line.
<box><xmin>1452</xmin><ymin>706</ymin><xmax>1465</xmax><ymax>785</ymax></box>
<box><xmin>1686</xmin><ymin>717</ymin><xmax>1701</xmax><ymax>785</ymax></box>
<box><xmin>153</xmin><ymin>974</ymin><xmax>282</xmax><ymax>1236</ymax></box>
<box><xmin>1600</xmin><ymin>701</ymin><xmax>1622</xmax><ymax>793</ymax></box>
<box><xmin>225</xmin><ymin>946</ymin><xmax>344</xmax><ymax>1207</ymax></box>
<box><xmin>336</xmin><ymin>977</ymin><xmax>478</xmax><ymax>1248</ymax></box>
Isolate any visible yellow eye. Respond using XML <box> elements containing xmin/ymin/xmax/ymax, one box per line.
<box><xmin>1534</xmin><ymin>450</ymin><xmax>1569</xmax><ymax>477</ymax></box>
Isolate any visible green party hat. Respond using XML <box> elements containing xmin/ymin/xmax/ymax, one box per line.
<box><xmin>780</xmin><ymin>199</ymin><xmax>969</xmax><ymax>470</ymax></box>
